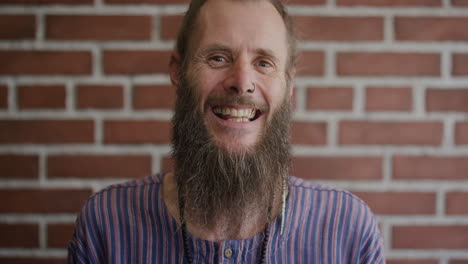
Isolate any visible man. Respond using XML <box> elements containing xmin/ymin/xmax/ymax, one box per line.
<box><xmin>68</xmin><ymin>0</ymin><xmax>385</xmax><ymax>263</ymax></box>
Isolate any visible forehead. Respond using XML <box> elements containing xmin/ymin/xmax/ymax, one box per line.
<box><xmin>192</xmin><ymin>0</ymin><xmax>288</xmax><ymax>63</ymax></box>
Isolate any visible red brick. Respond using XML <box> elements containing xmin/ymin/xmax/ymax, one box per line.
<box><xmin>48</xmin><ymin>224</ymin><xmax>74</xmax><ymax>248</ymax></box>
<box><xmin>365</xmin><ymin>87</ymin><xmax>412</xmax><ymax>111</ymax></box>
<box><xmin>396</xmin><ymin>17</ymin><xmax>468</xmax><ymax>41</ymax></box>
<box><xmin>133</xmin><ymin>85</ymin><xmax>175</xmax><ymax>109</ymax></box>
<box><xmin>450</xmin><ymin>260</ymin><xmax>468</xmax><ymax>264</ymax></box>
<box><xmin>161</xmin><ymin>156</ymin><xmax>174</xmax><ymax>171</ymax></box>
<box><xmin>453</xmin><ymin>0</ymin><xmax>468</xmax><ymax>5</ymax></box>
<box><xmin>0</xmin><ymin>15</ymin><xmax>35</xmax><ymax>39</ymax></box>
<box><xmin>0</xmin><ymin>258</ymin><xmax>66</xmax><ymax>264</ymax></box>
<box><xmin>0</xmin><ymin>223</ymin><xmax>38</xmax><ymax>248</ymax></box>
<box><xmin>0</xmin><ymin>120</ymin><xmax>94</xmax><ymax>144</ymax></box>
<box><xmin>337</xmin><ymin>52</ymin><xmax>440</xmax><ymax>76</ymax></box>
<box><xmin>76</xmin><ymin>84</ymin><xmax>123</xmax><ymax>109</ymax></box>
<box><xmin>48</xmin><ymin>154</ymin><xmax>152</xmax><ymax>179</ymax></box>
<box><xmin>0</xmin><ymin>188</ymin><xmax>92</xmax><ymax>213</ymax></box>
<box><xmin>306</xmin><ymin>87</ymin><xmax>353</xmax><ymax>110</ymax></box>
<box><xmin>296</xmin><ymin>51</ymin><xmax>324</xmax><ymax>76</ymax></box>
<box><xmin>0</xmin><ymin>84</ymin><xmax>7</xmax><ymax>108</ymax></box>
<box><xmin>104</xmin><ymin>120</ymin><xmax>172</xmax><ymax>144</ymax></box>
<box><xmin>393</xmin><ymin>225</ymin><xmax>468</xmax><ymax>249</ymax></box>
<box><xmin>105</xmin><ymin>0</ymin><xmax>186</xmax><ymax>3</ymax></box>
<box><xmin>339</xmin><ymin>121</ymin><xmax>442</xmax><ymax>145</ymax></box>
<box><xmin>337</xmin><ymin>0</ymin><xmax>440</xmax><ymax>5</ymax></box>
<box><xmin>291</xmin><ymin>122</ymin><xmax>327</xmax><ymax>145</ymax></box>
<box><xmin>294</xmin><ymin>16</ymin><xmax>383</xmax><ymax>41</ymax></box>
<box><xmin>387</xmin><ymin>260</ymin><xmax>438</xmax><ymax>264</ymax></box>
<box><xmin>46</xmin><ymin>15</ymin><xmax>151</xmax><ymax>41</ymax></box>
<box><xmin>393</xmin><ymin>156</ymin><xmax>468</xmax><ymax>180</ymax></box>
<box><xmin>353</xmin><ymin>192</ymin><xmax>436</xmax><ymax>215</ymax></box>
<box><xmin>446</xmin><ymin>192</ymin><xmax>468</xmax><ymax>215</ymax></box>
<box><xmin>426</xmin><ymin>88</ymin><xmax>468</xmax><ymax>112</ymax></box>
<box><xmin>18</xmin><ymin>85</ymin><xmax>66</xmax><ymax>109</ymax></box>
<box><xmin>455</xmin><ymin>122</ymin><xmax>468</xmax><ymax>145</ymax></box>
<box><xmin>103</xmin><ymin>50</ymin><xmax>170</xmax><ymax>75</ymax></box>
<box><xmin>453</xmin><ymin>53</ymin><xmax>468</xmax><ymax>76</ymax></box>
<box><xmin>0</xmin><ymin>154</ymin><xmax>38</xmax><ymax>179</ymax></box>
<box><xmin>0</xmin><ymin>51</ymin><xmax>91</xmax><ymax>75</ymax></box>
<box><xmin>291</xmin><ymin>156</ymin><xmax>382</xmax><ymax>180</ymax></box>
<box><xmin>0</xmin><ymin>0</ymin><xmax>91</xmax><ymax>3</ymax></box>
<box><xmin>160</xmin><ymin>15</ymin><xmax>182</xmax><ymax>41</ymax></box>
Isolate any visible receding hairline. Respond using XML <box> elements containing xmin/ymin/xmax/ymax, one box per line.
<box><xmin>184</xmin><ymin>0</ymin><xmax>286</xmax><ymax>53</ymax></box>
<box><xmin>176</xmin><ymin>0</ymin><xmax>298</xmax><ymax>74</ymax></box>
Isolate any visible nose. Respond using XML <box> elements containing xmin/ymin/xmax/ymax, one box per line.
<box><xmin>223</xmin><ymin>61</ymin><xmax>255</xmax><ymax>95</ymax></box>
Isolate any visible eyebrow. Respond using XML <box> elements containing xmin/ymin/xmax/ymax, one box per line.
<box><xmin>255</xmin><ymin>48</ymin><xmax>279</xmax><ymax>64</ymax></box>
<box><xmin>198</xmin><ymin>44</ymin><xmax>232</xmax><ymax>56</ymax></box>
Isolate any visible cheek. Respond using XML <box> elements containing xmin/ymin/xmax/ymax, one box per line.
<box><xmin>262</xmin><ymin>78</ymin><xmax>287</xmax><ymax>111</ymax></box>
<box><xmin>198</xmin><ymin>70</ymin><xmax>225</xmax><ymax>95</ymax></box>
<box><xmin>192</xmin><ymin>70</ymin><xmax>225</xmax><ymax>113</ymax></box>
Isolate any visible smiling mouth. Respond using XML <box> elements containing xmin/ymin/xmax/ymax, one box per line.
<box><xmin>212</xmin><ymin>106</ymin><xmax>262</xmax><ymax>122</ymax></box>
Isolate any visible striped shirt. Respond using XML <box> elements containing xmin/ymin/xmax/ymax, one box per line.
<box><xmin>68</xmin><ymin>173</ymin><xmax>385</xmax><ymax>264</ymax></box>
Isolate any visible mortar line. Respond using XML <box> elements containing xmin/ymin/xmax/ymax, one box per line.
<box><xmin>353</xmin><ymin>83</ymin><xmax>365</xmax><ymax>116</ymax></box>
<box><xmin>436</xmin><ymin>189</ymin><xmax>446</xmax><ymax>218</ymax></box>
<box><xmin>39</xmin><ymin>219</ymin><xmax>47</xmax><ymax>250</ymax></box>
<box><xmin>10</xmin><ymin>80</ymin><xmax>18</xmax><ymax>113</ymax></box>
<box><xmin>384</xmin><ymin>14</ymin><xmax>394</xmax><ymax>44</ymax></box>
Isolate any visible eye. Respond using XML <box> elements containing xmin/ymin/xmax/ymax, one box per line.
<box><xmin>256</xmin><ymin>59</ymin><xmax>275</xmax><ymax>74</ymax></box>
<box><xmin>258</xmin><ymin>60</ymin><xmax>272</xmax><ymax>68</ymax></box>
<box><xmin>207</xmin><ymin>55</ymin><xmax>229</xmax><ymax>68</ymax></box>
<box><xmin>212</xmin><ymin>56</ymin><xmax>225</xmax><ymax>62</ymax></box>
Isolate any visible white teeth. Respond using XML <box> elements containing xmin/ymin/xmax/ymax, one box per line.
<box><xmin>213</xmin><ymin>106</ymin><xmax>256</xmax><ymax>119</ymax></box>
<box><xmin>249</xmin><ymin>109</ymin><xmax>256</xmax><ymax>119</ymax></box>
<box><xmin>229</xmin><ymin>117</ymin><xmax>249</xmax><ymax>122</ymax></box>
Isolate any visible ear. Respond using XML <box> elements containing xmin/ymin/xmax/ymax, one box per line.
<box><xmin>169</xmin><ymin>52</ymin><xmax>181</xmax><ymax>86</ymax></box>
<box><xmin>288</xmin><ymin>67</ymin><xmax>296</xmax><ymax>98</ymax></box>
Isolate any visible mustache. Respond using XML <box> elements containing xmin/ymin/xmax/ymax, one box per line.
<box><xmin>204</xmin><ymin>94</ymin><xmax>269</xmax><ymax>113</ymax></box>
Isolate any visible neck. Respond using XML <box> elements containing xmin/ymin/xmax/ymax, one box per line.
<box><xmin>163</xmin><ymin>172</ymin><xmax>284</xmax><ymax>242</ymax></box>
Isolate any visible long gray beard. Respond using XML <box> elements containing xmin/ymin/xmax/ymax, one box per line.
<box><xmin>171</xmin><ymin>79</ymin><xmax>292</xmax><ymax>234</ymax></box>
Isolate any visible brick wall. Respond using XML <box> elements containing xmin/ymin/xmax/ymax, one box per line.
<box><xmin>1</xmin><ymin>0</ymin><xmax>468</xmax><ymax>263</ymax></box>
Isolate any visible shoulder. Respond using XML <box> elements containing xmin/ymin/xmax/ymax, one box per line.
<box><xmin>287</xmin><ymin>175</ymin><xmax>378</xmax><ymax>226</ymax></box>
<box><xmin>288</xmin><ymin>175</ymin><xmax>367</xmax><ymax>206</ymax></box>
<box><xmin>69</xmin><ymin>174</ymin><xmax>170</xmax><ymax>262</ymax></box>
<box><xmin>78</xmin><ymin>173</ymin><xmax>165</xmax><ymax>219</ymax></box>
<box><xmin>91</xmin><ymin>173</ymin><xmax>162</xmax><ymax>200</ymax></box>
<box><xmin>287</xmin><ymin>176</ymin><xmax>384</xmax><ymax>262</ymax></box>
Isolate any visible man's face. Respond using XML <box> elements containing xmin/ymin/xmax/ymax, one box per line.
<box><xmin>185</xmin><ymin>0</ymin><xmax>291</xmax><ymax>152</ymax></box>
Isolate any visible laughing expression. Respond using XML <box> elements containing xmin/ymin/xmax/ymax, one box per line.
<box><xmin>179</xmin><ymin>0</ymin><xmax>292</xmax><ymax>152</ymax></box>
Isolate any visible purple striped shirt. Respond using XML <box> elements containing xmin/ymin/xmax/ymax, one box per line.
<box><xmin>68</xmin><ymin>173</ymin><xmax>385</xmax><ymax>263</ymax></box>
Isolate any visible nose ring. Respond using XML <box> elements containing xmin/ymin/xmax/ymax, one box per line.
<box><xmin>251</xmin><ymin>82</ymin><xmax>256</xmax><ymax>93</ymax></box>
